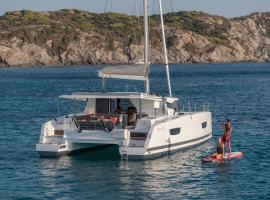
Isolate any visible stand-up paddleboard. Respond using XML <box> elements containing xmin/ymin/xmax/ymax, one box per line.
<box><xmin>202</xmin><ymin>152</ymin><xmax>244</xmax><ymax>162</ymax></box>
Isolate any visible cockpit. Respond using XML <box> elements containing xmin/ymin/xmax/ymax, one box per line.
<box><xmin>60</xmin><ymin>92</ymin><xmax>179</xmax><ymax>132</ymax></box>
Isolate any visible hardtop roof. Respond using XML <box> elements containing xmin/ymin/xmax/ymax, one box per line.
<box><xmin>60</xmin><ymin>92</ymin><xmax>178</xmax><ymax>102</ymax></box>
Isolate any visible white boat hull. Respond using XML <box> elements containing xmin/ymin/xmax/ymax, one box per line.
<box><xmin>120</xmin><ymin>112</ymin><xmax>212</xmax><ymax>160</ymax></box>
<box><xmin>123</xmin><ymin>133</ymin><xmax>211</xmax><ymax>160</ymax></box>
<box><xmin>37</xmin><ymin>112</ymin><xmax>212</xmax><ymax>159</ymax></box>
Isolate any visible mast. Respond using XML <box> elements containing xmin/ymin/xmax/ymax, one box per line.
<box><xmin>158</xmin><ymin>0</ymin><xmax>172</xmax><ymax>97</ymax></box>
<box><xmin>144</xmin><ymin>0</ymin><xmax>150</xmax><ymax>93</ymax></box>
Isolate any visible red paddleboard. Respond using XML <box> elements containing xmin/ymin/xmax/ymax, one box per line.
<box><xmin>202</xmin><ymin>152</ymin><xmax>244</xmax><ymax>162</ymax></box>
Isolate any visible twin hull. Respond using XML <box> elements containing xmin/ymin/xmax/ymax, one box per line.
<box><xmin>36</xmin><ymin>112</ymin><xmax>212</xmax><ymax>160</ymax></box>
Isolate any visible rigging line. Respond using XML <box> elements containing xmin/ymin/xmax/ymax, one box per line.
<box><xmin>152</xmin><ymin>0</ymin><xmax>155</xmax><ymax>15</ymax></box>
<box><xmin>135</xmin><ymin>1</ymin><xmax>143</xmax><ymax>47</ymax></box>
<box><xmin>139</xmin><ymin>0</ymin><xmax>143</xmax><ymax>32</ymax></box>
<box><xmin>137</xmin><ymin>0</ymin><xmax>144</xmax><ymax>59</ymax></box>
<box><xmin>146</xmin><ymin>0</ymin><xmax>151</xmax><ymax>65</ymax></box>
<box><xmin>148</xmin><ymin>0</ymin><xmax>156</xmax><ymax>62</ymax></box>
<box><xmin>130</xmin><ymin>1</ymin><xmax>138</xmax><ymax>47</ymax></box>
<box><xmin>159</xmin><ymin>0</ymin><xmax>172</xmax><ymax>97</ymax></box>
<box><xmin>109</xmin><ymin>0</ymin><xmax>113</xmax><ymax>12</ymax></box>
<box><xmin>135</xmin><ymin>2</ymin><xmax>140</xmax><ymax>28</ymax></box>
<box><xmin>170</xmin><ymin>0</ymin><xmax>174</xmax><ymax>13</ymax></box>
<box><xmin>104</xmin><ymin>0</ymin><xmax>109</xmax><ymax>13</ymax></box>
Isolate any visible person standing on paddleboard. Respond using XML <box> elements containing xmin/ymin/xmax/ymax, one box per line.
<box><xmin>221</xmin><ymin>119</ymin><xmax>232</xmax><ymax>158</ymax></box>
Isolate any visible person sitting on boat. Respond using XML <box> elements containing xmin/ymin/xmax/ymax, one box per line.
<box><xmin>221</xmin><ymin>119</ymin><xmax>232</xmax><ymax>157</ymax></box>
<box><xmin>128</xmin><ymin>111</ymin><xmax>137</xmax><ymax>126</ymax></box>
<box><xmin>212</xmin><ymin>137</ymin><xmax>225</xmax><ymax>160</ymax></box>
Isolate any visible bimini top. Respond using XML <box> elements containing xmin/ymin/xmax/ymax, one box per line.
<box><xmin>98</xmin><ymin>64</ymin><xmax>149</xmax><ymax>81</ymax></box>
<box><xmin>60</xmin><ymin>92</ymin><xmax>178</xmax><ymax>103</ymax></box>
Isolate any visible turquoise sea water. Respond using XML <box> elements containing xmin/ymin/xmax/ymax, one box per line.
<box><xmin>0</xmin><ymin>63</ymin><xmax>269</xmax><ymax>199</ymax></box>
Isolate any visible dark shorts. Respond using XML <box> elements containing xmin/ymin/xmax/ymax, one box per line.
<box><xmin>222</xmin><ymin>135</ymin><xmax>231</xmax><ymax>145</ymax></box>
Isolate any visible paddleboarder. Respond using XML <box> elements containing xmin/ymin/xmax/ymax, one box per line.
<box><xmin>211</xmin><ymin>137</ymin><xmax>225</xmax><ymax>160</ymax></box>
<box><xmin>221</xmin><ymin>119</ymin><xmax>232</xmax><ymax>157</ymax></box>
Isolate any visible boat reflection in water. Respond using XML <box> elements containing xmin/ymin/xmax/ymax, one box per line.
<box><xmin>38</xmin><ymin>142</ymin><xmax>219</xmax><ymax>199</ymax></box>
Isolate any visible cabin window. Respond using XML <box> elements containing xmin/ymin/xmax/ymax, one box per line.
<box><xmin>202</xmin><ymin>121</ymin><xmax>207</xmax><ymax>129</ymax></box>
<box><xmin>130</xmin><ymin>132</ymin><xmax>147</xmax><ymax>140</ymax></box>
<box><xmin>96</xmin><ymin>99</ymin><xmax>110</xmax><ymax>114</ymax></box>
<box><xmin>170</xmin><ymin>128</ymin><xmax>181</xmax><ymax>135</ymax></box>
<box><xmin>96</xmin><ymin>99</ymin><xmax>115</xmax><ymax>114</ymax></box>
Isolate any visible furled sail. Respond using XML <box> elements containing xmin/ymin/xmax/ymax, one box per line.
<box><xmin>98</xmin><ymin>64</ymin><xmax>149</xmax><ymax>81</ymax></box>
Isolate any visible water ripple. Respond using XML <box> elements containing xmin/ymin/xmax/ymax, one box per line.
<box><xmin>0</xmin><ymin>63</ymin><xmax>269</xmax><ymax>199</ymax></box>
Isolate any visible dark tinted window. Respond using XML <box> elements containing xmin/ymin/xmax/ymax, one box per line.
<box><xmin>96</xmin><ymin>99</ymin><xmax>109</xmax><ymax>114</ymax></box>
<box><xmin>202</xmin><ymin>122</ymin><xmax>207</xmax><ymax>129</ymax></box>
<box><xmin>96</xmin><ymin>99</ymin><xmax>116</xmax><ymax>114</ymax></box>
<box><xmin>170</xmin><ymin>128</ymin><xmax>181</xmax><ymax>135</ymax></box>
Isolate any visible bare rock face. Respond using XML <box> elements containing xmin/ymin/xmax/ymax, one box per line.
<box><xmin>0</xmin><ymin>38</ymin><xmax>57</xmax><ymax>66</ymax></box>
<box><xmin>1</xmin><ymin>10</ymin><xmax>270</xmax><ymax>67</ymax></box>
<box><xmin>59</xmin><ymin>32</ymin><xmax>130</xmax><ymax>65</ymax></box>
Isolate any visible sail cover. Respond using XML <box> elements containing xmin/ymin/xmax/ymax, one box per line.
<box><xmin>98</xmin><ymin>64</ymin><xmax>149</xmax><ymax>81</ymax></box>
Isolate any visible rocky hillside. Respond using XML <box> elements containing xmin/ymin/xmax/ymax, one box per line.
<box><xmin>0</xmin><ymin>9</ymin><xmax>270</xmax><ymax>67</ymax></box>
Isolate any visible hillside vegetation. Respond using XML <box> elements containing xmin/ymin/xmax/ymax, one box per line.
<box><xmin>0</xmin><ymin>9</ymin><xmax>270</xmax><ymax>66</ymax></box>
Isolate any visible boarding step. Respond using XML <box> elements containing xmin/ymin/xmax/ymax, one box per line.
<box><xmin>121</xmin><ymin>149</ymin><xmax>129</xmax><ymax>161</ymax></box>
<box><xmin>121</xmin><ymin>154</ymin><xmax>128</xmax><ymax>161</ymax></box>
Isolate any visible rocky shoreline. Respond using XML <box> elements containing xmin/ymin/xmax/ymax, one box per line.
<box><xmin>1</xmin><ymin>10</ymin><xmax>270</xmax><ymax>67</ymax></box>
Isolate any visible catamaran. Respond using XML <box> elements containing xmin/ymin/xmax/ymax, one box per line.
<box><xmin>36</xmin><ymin>0</ymin><xmax>212</xmax><ymax>160</ymax></box>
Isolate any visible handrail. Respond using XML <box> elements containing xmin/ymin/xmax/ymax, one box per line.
<box><xmin>180</xmin><ymin>101</ymin><xmax>211</xmax><ymax>113</ymax></box>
